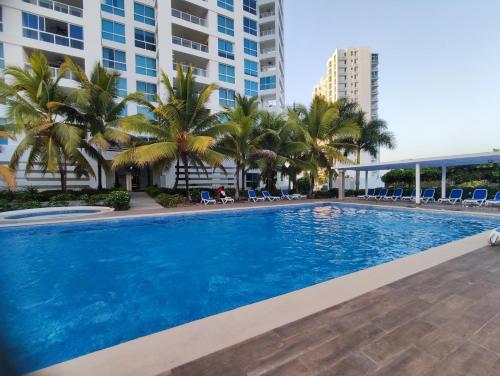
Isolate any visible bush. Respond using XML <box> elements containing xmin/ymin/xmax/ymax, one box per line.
<box><xmin>297</xmin><ymin>177</ymin><xmax>311</xmax><ymax>194</ymax></box>
<box><xmin>19</xmin><ymin>186</ymin><xmax>41</xmax><ymax>201</ymax></box>
<box><xmin>145</xmin><ymin>186</ymin><xmax>162</xmax><ymax>198</ymax></box>
<box><xmin>104</xmin><ymin>191</ymin><xmax>131</xmax><ymax>210</ymax></box>
<box><xmin>80</xmin><ymin>193</ymin><xmax>109</xmax><ymax>206</ymax></box>
<box><xmin>47</xmin><ymin>193</ymin><xmax>72</xmax><ymax>207</ymax></box>
<box><xmin>0</xmin><ymin>199</ymin><xmax>11</xmax><ymax>212</ymax></box>
<box><xmin>155</xmin><ymin>193</ymin><xmax>184</xmax><ymax>208</ymax></box>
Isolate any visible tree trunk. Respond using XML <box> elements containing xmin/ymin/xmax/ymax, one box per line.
<box><xmin>182</xmin><ymin>155</ymin><xmax>191</xmax><ymax>201</ymax></box>
<box><xmin>241</xmin><ymin>165</ymin><xmax>246</xmax><ymax>192</ymax></box>
<box><xmin>59</xmin><ymin>160</ymin><xmax>67</xmax><ymax>193</ymax></box>
<box><xmin>97</xmin><ymin>159</ymin><xmax>103</xmax><ymax>190</ymax></box>
<box><xmin>235</xmin><ymin>160</ymin><xmax>240</xmax><ymax>201</ymax></box>
<box><xmin>173</xmin><ymin>158</ymin><xmax>180</xmax><ymax>189</ymax></box>
<box><xmin>309</xmin><ymin>173</ymin><xmax>314</xmax><ymax>196</ymax></box>
<box><xmin>288</xmin><ymin>173</ymin><xmax>291</xmax><ymax>190</ymax></box>
<box><xmin>355</xmin><ymin>146</ymin><xmax>361</xmax><ymax>191</ymax></box>
<box><xmin>328</xmin><ymin>168</ymin><xmax>334</xmax><ymax>190</ymax></box>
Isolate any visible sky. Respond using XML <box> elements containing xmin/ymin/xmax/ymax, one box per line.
<box><xmin>284</xmin><ymin>0</ymin><xmax>500</xmax><ymax>161</ymax></box>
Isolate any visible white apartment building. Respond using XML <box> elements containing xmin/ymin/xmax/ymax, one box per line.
<box><xmin>313</xmin><ymin>47</ymin><xmax>381</xmax><ymax>189</ymax></box>
<box><xmin>0</xmin><ymin>0</ymin><xmax>285</xmax><ymax>191</ymax></box>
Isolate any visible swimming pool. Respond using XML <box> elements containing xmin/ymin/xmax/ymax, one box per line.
<box><xmin>0</xmin><ymin>203</ymin><xmax>497</xmax><ymax>372</ymax></box>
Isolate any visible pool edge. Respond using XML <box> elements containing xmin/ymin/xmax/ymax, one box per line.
<box><xmin>27</xmin><ymin>230</ymin><xmax>493</xmax><ymax>376</ymax></box>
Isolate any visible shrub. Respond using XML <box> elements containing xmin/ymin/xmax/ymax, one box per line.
<box><xmin>155</xmin><ymin>193</ymin><xmax>184</xmax><ymax>208</ymax></box>
<box><xmin>19</xmin><ymin>186</ymin><xmax>41</xmax><ymax>201</ymax></box>
<box><xmin>297</xmin><ymin>177</ymin><xmax>310</xmax><ymax>194</ymax></box>
<box><xmin>145</xmin><ymin>186</ymin><xmax>162</xmax><ymax>198</ymax></box>
<box><xmin>47</xmin><ymin>193</ymin><xmax>72</xmax><ymax>207</ymax></box>
<box><xmin>0</xmin><ymin>199</ymin><xmax>11</xmax><ymax>212</ymax></box>
<box><xmin>104</xmin><ymin>191</ymin><xmax>131</xmax><ymax>210</ymax></box>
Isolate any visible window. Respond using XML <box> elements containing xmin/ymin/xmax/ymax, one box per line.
<box><xmin>217</xmin><ymin>15</ymin><xmax>234</xmax><ymax>36</ymax></box>
<box><xmin>0</xmin><ymin>118</ymin><xmax>7</xmax><ymax>145</ymax></box>
<box><xmin>136</xmin><ymin>55</ymin><xmax>157</xmax><ymax>77</ymax></box>
<box><xmin>244</xmin><ymin>59</ymin><xmax>258</xmax><ymax>77</ymax></box>
<box><xmin>218</xmin><ymin>63</ymin><xmax>235</xmax><ymax>84</ymax></box>
<box><xmin>218</xmin><ymin>39</ymin><xmax>234</xmax><ymax>60</ymax></box>
<box><xmin>134</xmin><ymin>2</ymin><xmax>155</xmax><ymax>26</ymax></box>
<box><xmin>244</xmin><ymin>38</ymin><xmax>257</xmax><ymax>56</ymax></box>
<box><xmin>137</xmin><ymin>81</ymin><xmax>157</xmax><ymax>102</ymax></box>
<box><xmin>102</xmin><ymin>19</ymin><xmax>125</xmax><ymax>43</ymax></box>
<box><xmin>119</xmin><ymin>105</ymin><xmax>128</xmax><ymax>116</ymax></box>
<box><xmin>117</xmin><ymin>77</ymin><xmax>127</xmax><ymax>97</ymax></box>
<box><xmin>0</xmin><ymin>7</ymin><xmax>3</xmax><ymax>32</ymax></box>
<box><xmin>135</xmin><ymin>28</ymin><xmax>156</xmax><ymax>51</ymax></box>
<box><xmin>244</xmin><ymin>80</ymin><xmax>258</xmax><ymax>97</ymax></box>
<box><xmin>243</xmin><ymin>17</ymin><xmax>257</xmax><ymax>36</ymax></box>
<box><xmin>219</xmin><ymin>88</ymin><xmax>235</xmax><ymax>108</ymax></box>
<box><xmin>22</xmin><ymin>12</ymin><xmax>84</xmax><ymax>49</ymax></box>
<box><xmin>0</xmin><ymin>43</ymin><xmax>4</xmax><ymax>69</ymax></box>
<box><xmin>137</xmin><ymin>105</ymin><xmax>156</xmax><ymax>120</ymax></box>
<box><xmin>260</xmin><ymin>76</ymin><xmax>276</xmax><ymax>90</ymax></box>
<box><xmin>102</xmin><ymin>47</ymin><xmax>126</xmax><ymax>71</ymax></box>
<box><xmin>245</xmin><ymin>172</ymin><xmax>259</xmax><ymax>189</ymax></box>
<box><xmin>217</xmin><ymin>0</ymin><xmax>234</xmax><ymax>11</ymax></box>
<box><xmin>243</xmin><ymin>0</ymin><xmax>257</xmax><ymax>15</ymax></box>
<box><xmin>101</xmin><ymin>0</ymin><xmax>125</xmax><ymax>16</ymax></box>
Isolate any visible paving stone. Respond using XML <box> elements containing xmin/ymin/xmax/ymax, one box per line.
<box><xmin>472</xmin><ymin>312</ymin><xmax>500</xmax><ymax>353</ymax></box>
<box><xmin>419</xmin><ymin>294</ymin><xmax>474</xmax><ymax>325</ymax></box>
<box><xmin>371</xmin><ymin>298</ymin><xmax>431</xmax><ymax>331</ymax></box>
<box><xmin>259</xmin><ymin>359</ymin><xmax>311</xmax><ymax>376</ymax></box>
<box><xmin>317</xmin><ymin>352</ymin><xmax>377</xmax><ymax>376</ymax></box>
<box><xmin>371</xmin><ymin>346</ymin><xmax>438</xmax><ymax>376</ymax></box>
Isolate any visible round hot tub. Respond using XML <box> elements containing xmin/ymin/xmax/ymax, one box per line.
<box><xmin>0</xmin><ymin>206</ymin><xmax>114</xmax><ymax>222</ymax></box>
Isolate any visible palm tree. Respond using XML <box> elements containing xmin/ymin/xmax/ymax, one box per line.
<box><xmin>216</xmin><ymin>94</ymin><xmax>260</xmax><ymax>200</ymax></box>
<box><xmin>0</xmin><ymin>130</ymin><xmax>16</xmax><ymax>188</ymax></box>
<box><xmin>345</xmin><ymin>111</ymin><xmax>395</xmax><ymax>190</ymax></box>
<box><xmin>288</xmin><ymin>96</ymin><xmax>360</xmax><ymax>195</ymax></box>
<box><xmin>113</xmin><ymin>66</ymin><xmax>227</xmax><ymax>200</ymax></box>
<box><xmin>65</xmin><ymin>59</ymin><xmax>137</xmax><ymax>190</ymax></box>
<box><xmin>0</xmin><ymin>52</ymin><xmax>98</xmax><ymax>192</ymax></box>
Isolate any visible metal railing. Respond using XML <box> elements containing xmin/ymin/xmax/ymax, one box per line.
<box><xmin>260</xmin><ymin>11</ymin><xmax>275</xmax><ymax>18</ymax></box>
<box><xmin>261</xmin><ymin>65</ymin><xmax>276</xmax><ymax>72</ymax></box>
<box><xmin>172</xmin><ymin>36</ymin><xmax>208</xmax><ymax>53</ymax></box>
<box><xmin>260</xmin><ymin>48</ymin><xmax>275</xmax><ymax>54</ymax></box>
<box><xmin>23</xmin><ymin>0</ymin><xmax>83</xmax><ymax>18</ymax></box>
<box><xmin>24</xmin><ymin>63</ymin><xmax>78</xmax><ymax>81</ymax></box>
<box><xmin>22</xmin><ymin>27</ymin><xmax>84</xmax><ymax>50</ymax></box>
<box><xmin>173</xmin><ymin>63</ymin><xmax>208</xmax><ymax>77</ymax></box>
<box><xmin>171</xmin><ymin>8</ymin><xmax>207</xmax><ymax>27</ymax></box>
<box><xmin>260</xmin><ymin>29</ymin><xmax>275</xmax><ymax>37</ymax></box>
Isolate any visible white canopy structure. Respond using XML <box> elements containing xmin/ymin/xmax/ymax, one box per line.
<box><xmin>337</xmin><ymin>151</ymin><xmax>500</xmax><ymax>204</ymax></box>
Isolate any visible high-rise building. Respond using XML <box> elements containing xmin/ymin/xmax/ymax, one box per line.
<box><xmin>0</xmin><ymin>0</ymin><xmax>285</xmax><ymax>190</ymax></box>
<box><xmin>313</xmin><ymin>47</ymin><xmax>378</xmax><ymax>119</ymax></box>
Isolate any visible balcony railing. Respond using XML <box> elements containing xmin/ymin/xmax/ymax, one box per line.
<box><xmin>260</xmin><ymin>48</ymin><xmax>275</xmax><ymax>54</ymax></box>
<box><xmin>171</xmin><ymin>8</ymin><xmax>207</xmax><ymax>27</ymax></box>
<box><xmin>260</xmin><ymin>29</ymin><xmax>275</xmax><ymax>37</ymax></box>
<box><xmin>23</xmin><ymin>26</ymin><xmax>84</xmax><ymax>50</ymax></box>
<box><xmin>172</xmin><ymin>36</ymin><xmax>208</xmax><ymax>53</ymax></box>
<box><xmin>260</xmin><ymin>11</ymin><xmax>275</xmax><ymax>18</ymax></box>
<box><xmin>24</xmin><ymin>63</ymin><xmax>78</xmax><ymax>81</ymax></box>
<box><xmin>173</xmin><ymin>63</ymin><xmax>207</xmax><ymax>77</ymax></box>
<box><xmin>261</xmin><ymin>65</ymin><xmax>276</xmax><ymax>72</ymax></box>
<box><xmin>23</xmin><ymin>0</ymin><xmax>83</xmax><ymax>18</ymax></box>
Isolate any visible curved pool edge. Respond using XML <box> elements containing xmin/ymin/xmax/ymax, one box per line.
<box><xmin>27</xmin><ymin>230</ymin><xmax>492</xmax><ymax>376</ymax></box>
<box><xmin>0</xmin><ymin>206</ymin><xmax>114</xmax><ymax>222</ymax></box>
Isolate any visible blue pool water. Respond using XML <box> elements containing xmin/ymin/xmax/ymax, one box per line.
<box><xmin>0</xmin><ymin>204</ymin><xmax>497</xmax><ymax>372</ymax></box>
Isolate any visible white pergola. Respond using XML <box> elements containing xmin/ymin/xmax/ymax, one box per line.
<box><xmin>337</xmin><ymin>151</ymin><xmax>500</xmax><ymax>204</ymax></box>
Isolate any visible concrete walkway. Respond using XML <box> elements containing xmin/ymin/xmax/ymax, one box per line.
<box><xmin>129</xmin><ymin>192</ymin><xmax>163</xmax><ymax>210</ymax></box>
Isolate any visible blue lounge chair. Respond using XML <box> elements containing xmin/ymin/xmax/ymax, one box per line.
<box><xmin>401</xmin><ymin>189</ymin><xmax>418</xmax><ymax>201</ymax></box>
<box><xmin>420</xmin><ymin>188</ymin><xmax>436</xmax><ymax>203</ymax></box>
<box><xmin>438</xmin><ymin>188</ymin><xmax>463</xmax><ymax>205</ymax></box>
<box><xmin>263</xmin><ymin>191</ymin><xmax>281</xmax><ymax>201</ymax></box>
<box><xmin>376</xmin><ymin>188</ymin><xmax>389</xmax><ymax>200</ymax></box>
<box><xmin>201</xmin><ymin>191</ymin><xmax>216</xmax><ymax>205</ymax></box>
<box><xmin>248</xmin><ymin>190</ymin><xmax>264</xmax><ymax>202</ymax></box>
<box><xmin>485</xmin><ymin>191</ymin><xmax>500</xmax><ymax>207</ymax></box>
<box><xmin>385</xmin><ymin>187</ymin><xmax>403</xmax><ymax>201</ymax></box>
<box><xmin>358</xmin><ymin>188</ymin><xmax>375</xmax><ymax>200</ymax></box>
<box><xmin>463</xmin><ymin>189</ymin><xmax>488</xmax><ymax>207</ymax></box>
<box><xmin>366</xmin><ymin>189</ymin><xmax>378</xmax><ymax>200</ymax></box>
<box><xmin>281</xmin><ymin>189</ymin><xmax>301</xmax><ymax>200</ymax></box>
<box><xmin>220</xmin><ymin>195</ymin><xmax>235</xmax><ymax>204</ymax></box>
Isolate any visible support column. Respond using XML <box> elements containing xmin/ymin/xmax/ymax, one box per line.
<box><xmin>364</xmin><ymin>171</ymin><xmax>369</xmax><ymax>195</ymax></box>
<box><xmin>339</xmin><ymin>171</ymin><xmax>345</xmax><ymax>200</ymax></box>
<box><xmin>441</xmin><ymin>166</ymin><xmax>447</xmax><ymax>199</ymax></box>
<box><xmin>415</xmin><ymin>163</ymin><xmax>421</xmax><ymax>204</ymax></box>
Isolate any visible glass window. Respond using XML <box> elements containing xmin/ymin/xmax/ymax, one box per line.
<box><xmin>136</xmin><ymin>55</ymin><xmax>157</xmax><ymax>77</ymax></box>
<box><xmin>244</xmin><ymin>59</ymin><xmax>258</xmax><ymax>77</ymax></box>
<box><xmin>0</xmin><ymin>43</ymin><xmax>4</xmax><ymax>69</ymax></box>
<box><xmin>101</xmin><ymin>0</ymin><xmax>125</xmax><ymax>16</ymax></box>
<box><xmin>117</xmin><ymin>77</ymin><xmax>127</xmax><ymax>98</ymax></box>
<box><xmin>243</xmin><ymin>17</ymin><xmax>257</xmax><ymax>36</ymax></box>
<box><xmin>137</xmin><ymin>81</ymin><xmax>157</xmax><ymax>102</ymax></box>
<box><xmin>134</xmin><ymin>2</ymin><xmax>155</xmax><ymax>26</ymax></box>
<box><xmin>0</xmin><ymin>7</ymin><xmax>4</xmax><ymax>32</ymax></box>
<box><xmin>217</xmin><ymin>0</ymin><xmax>233</xmax><ymax>11</ymax></box>
<box><xmin>22</xmin><ymin>12</ymin><xmax>83</xmax><ymax>49</ymax></box>
<box><xmin>135</xmin><ymin>28</ymin><xmax>156</xmax><ymax>51</ymax></box>
<box><xmin>244</xmin><ymin>38</ymin><xmax>257</xmax><ymax>56</ymax></box>
<box><xmin>0</xmin><ymin>118</ymin><xmax>7</xmax><ymax>145</ymax></box>
<box><xmin>217</xmin><ymin>15</ymin><xmax>234</xmax><ymax>36</ymax></box>
<box><xmin>218</xmin><ymin>39</ymin><xmax>234</xmax><ymax>60</ymax></box>
<box><xmin>137</xmin><ymin>105</ymin><xmax>156</xmax><ymax>120</ymax></box>
<box><xmin>260</xmin><ymin>75</ymin><xmax>276</xmax><ymax>90</ymax></box>
<box><xmin>244</xmin><ymin>80</ymin><xmax>258</xmax><ymax>97</ymax></box>
<box><xmin>102</xmin><ymin>19</ymin><xmax>125</xmax><ymax>43</ymax></box>
<box><xmin>243</xmin><ymin>0</ymin><xmax>257</xmax><ymax>15</ymax></box>
<box><xmin>218</xmin><ymin>63</ymin><xmax>235</xmax><ymax>84</ymax></box>
<box><xmin>102</xmin><ymin>47</ymin><xmax>126</xmax><ymax>71</ymax></box>
<box><xmin>219</xmin><ymin>88</ymin><xmax>235</xmax><ymax>108</ymax></box>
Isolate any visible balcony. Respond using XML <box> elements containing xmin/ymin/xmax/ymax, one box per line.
<box><xmin>260</xmin><ymin>47</ymin><xmax>275</xmax><ymax>55</ymax></box>
<box><xmin>173</xmin><ymin>62</ymin><xmax>207</xmax><ymax>77</ymax></box>
<box><xmin>260</xmin><ymin>11</ymin><xmax>275</xmax><ymax>18</ymax></box>
<box><xmin>22</xmin><ymin>13</ymin><xmax>84</xmax><ymax>50</ymax></box>
<box><xmin>172</xmin><ymin>36</ymin><xmax>208</xmax><ymax>53</ymax></box>
<box><xmin>261</xmin><ymin>64</ymin><xmax>276</xmax><ymax>73</ymax></box>
<box><xmin>260</xmin><ymin>29</ymin><xmax>275</xmax><ymax>37</ymax></box>
<box><xmin>171</xmin><ymin>8</ymin><xmax>207</xmax><ymax>27</ymax></box>
<box><xmin>22</xmin><ymin>0</ymin><xmax>83</xmax><ymax>18</ymax></box>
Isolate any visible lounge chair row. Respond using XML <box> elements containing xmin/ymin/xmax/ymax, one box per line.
<box><xmin>358</xmin><ymin>188</ymin><xmax>500</xmax><ymax>207</ymax></box>
<box><xmin>200</xmin><ymin>189</ymin><xmax>307</xmax><ymax>205</ymax></box>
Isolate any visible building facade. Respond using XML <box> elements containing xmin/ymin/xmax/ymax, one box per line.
<box><xmin>0</xmin><ymin>0</ymin><xmax>285</xmax><ymax>190</ymax></box>
<box><xmin>313</xmin><ymin>47</ymin><xmax>380</xmax><ymax>189</ymax></box>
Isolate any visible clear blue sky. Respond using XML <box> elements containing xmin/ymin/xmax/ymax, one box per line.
<box><xmin>284</xmin><ymin>0</ymin><xmax>500</xmax><ymax>161</ymax></box>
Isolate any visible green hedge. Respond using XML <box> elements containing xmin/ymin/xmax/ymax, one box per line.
<box><xmin>155</xmin><ymin>193</ymin><xmax>184</xmax><ymax>208</ymax></box>
<box><xmin>104</xmin><ymin>191</ymin><xmax>131</xmax><ymax>211</ymax></box>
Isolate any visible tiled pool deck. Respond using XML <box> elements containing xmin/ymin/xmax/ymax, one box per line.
<box><xmin>163</xmin><ymin>245</ymin><xmax>500</xmax><ymax>376</ymax></box>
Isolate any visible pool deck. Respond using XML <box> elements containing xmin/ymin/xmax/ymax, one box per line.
<box><xmin>163</xmin><ymin>244</ymin><xmax>500</xmax><ymax>376</ymax></box>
